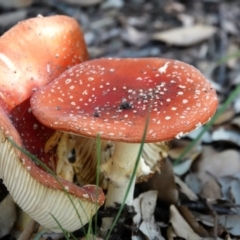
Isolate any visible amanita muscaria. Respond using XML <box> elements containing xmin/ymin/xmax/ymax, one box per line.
<box><xmin>0</xmin><ymin>15</ymin><xmax>105</xmax><ymax>232</ymax></box>
<box><xmin>31</xmin><ymin>58</ymin><xmax>218</xmax><ymax>230</ymax></box>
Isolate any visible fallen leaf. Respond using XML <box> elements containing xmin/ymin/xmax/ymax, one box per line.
<box><xmin>121</xmin><ymin>25</ymin><xmax>149</xmax><ymax>47</ymax></box>
<box><xmin>212</xmin><ymin>127</ymin><xmax>240</xmax><ymax>147</ymax></box>
<box><xmin>139</xmin><ymin>159</ymin><xmax>178</xmax><ymax>205</ymax></box>
<box><xmin>183</xmin><ymin>173</ymin><xmax>201</xmax><ymax>197</ymax></box>
<box><xmin>0</xmin><ymin>0</ymin><xmax>32</xmax><ymax>8</ymax></box>
<box><xmin>178</xmin><ymin>206</ymin><xmax>210</xmax><ymax>237</ymax></box>
<box><xmin>187</xmin><ymin>127</ymin><xmax>212</xmax><ymax>143</ymax></box>
<box><xmin>0</xmin><ymin>10</ymin><xmax>27</xmax><ymax>27</ymax></box>
<box><xmin>229</xmin><ymin>179</ymin><xmax>240</xmax><ymax>204</ymax></box>
<box><xmin>175</xmin><ymin>175</ymin><xmax>198</xmax><ymax>201</ymax></box>
<box><xmin>219</xmin><ymin>215</ymin><xmax>240</xmax><ymax>236</ymax></box>
<box><xmin>217</xmin><ymin>176</ymin><xmax>234</xmax><ymax>200</ymax></box>
<box><xmin>231</xmin><ymin>116</ymin><xmax>240</xmax><ymax>128</ymax></box>
<box><xmin>197</xmin><ymin>149</ymin><xmax>240</xmax><ymax>185</ymax></box>
<box><xmin>201</xmin><ymin>179</ymin><xmax>222</xmax><ymax>200</ymax></box>
<box><xmin>213</xmin><ymin>108</ymin><xmax>235</xmax><ymax>125</ymax></box>
<box><xmin>133</xmin><ymin>191</ymin><xmax>164</xmax><ymax>240</ymax></box>
<box><xmin>173</xmin><ymin>159</ymin><xmax>192</xmax><ymax>176</ymax></box>
<box><xmin>169</xmin><ymin>205</ymin><xmax>201</xmax><ymax>239</ymax></box>
<box><xmin>152</xmin><ymin>25</ymin><xmax>217</xmax><ymax>46</ymax></box>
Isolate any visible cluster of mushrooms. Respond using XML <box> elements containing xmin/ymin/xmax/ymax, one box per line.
<box><xmin>0</xmin><ymin>15</ymin><xmax>218</xmax><ymax>233</ymax></box>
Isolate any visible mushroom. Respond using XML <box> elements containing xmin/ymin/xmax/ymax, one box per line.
<box><xmin>30</xmin><ymin>58</ymin><xmax>218</xmax><ymax>230</ymax></box>
<box><xmin>44</xmin><ymin>131</ymin><xmax>168</xmax><ymax>188</ymax></box>
<box><xmin>0</xmin><ymin>15</ymin><xmax>104</xmax><ymax>232</ymax></box>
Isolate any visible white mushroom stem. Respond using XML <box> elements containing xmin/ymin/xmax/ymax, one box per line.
<box><xmin>101</xmin><ymin>142</ymin><xmax>151</xmax><ymax>230</ymax></box>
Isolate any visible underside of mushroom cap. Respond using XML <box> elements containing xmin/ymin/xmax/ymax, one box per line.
<box><xmin>0</xmin><ymin>107</ymin><xmax>105</xmax><ymax>232</ymax></box>
<box><xmin>31</xmin><ymin>58</ymin><xmax>218</xmax><ymax>143</ymax></box>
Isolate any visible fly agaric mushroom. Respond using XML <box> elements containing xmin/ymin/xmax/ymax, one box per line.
<box><xmin>30</xmin><ymin>58</ymin><xmax>218</xmax><ymax>230</ymax></box>
<box><xmin>0</xmin><ymin>15</ymin><xmax>104</xmax><ymax>232</ymax></box>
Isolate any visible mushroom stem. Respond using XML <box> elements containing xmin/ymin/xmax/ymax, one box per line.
<box><xmin>101</xmin><ymin>142</ymin><xmax>151</xmax><ymax>230</ymax></box>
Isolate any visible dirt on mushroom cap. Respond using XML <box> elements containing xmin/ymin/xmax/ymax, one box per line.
<box><xmin>31</xmin><ymin>58</ymin><xmax>218</xmax><ymax>143</ymax></box>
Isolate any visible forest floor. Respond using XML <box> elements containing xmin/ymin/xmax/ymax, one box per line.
<box><xmin>1</xmin><ymin>0</ymin><xmax>240</xmax><ymax>239</ymax></box>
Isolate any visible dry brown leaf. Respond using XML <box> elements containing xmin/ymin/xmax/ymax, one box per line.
<box><xmin>219</xmin><ymin>215</ymin><xmax>240</xmax><ymax>236</ymax></box>
<box><xmin>217</xmin><ymin>176</ymin><xmax>234</xmax><ymax>200</ymax></box>
<box><xmin>178</xmin><ymin>206</ymin><xmax>210</xmax><ymax>237</ymax></box>
<box><xmin>121</xmin><ymin>25</ymin><xmax>149</xmax><ymax>47</ymax></box>
<box><xmin>139</xmin><ymin>159</ymin><xmax>178</xmax><ymax>205</ymax></box>
<box><xmin>0</xmin><ymin>10</ymin><xmax>27</xmax><ymax>27</ymax></box>
<box><xmin>184</xmin><ymin>173</ymin><xmax>202</xmax><ymax>197</ymax></box>
<box><xmin>0</xmin><ymin>0</ymin><xmax>32</xmax><ymax>8</ymax></box>
<box><xmin>212</xmin><ymin>127</ymin><xmax>240</xmax><ymax>147</ymax></box>
<box><xmin>169</xmin><ymin>144</ymin><xmax>202</xmax><ymax>160</ymax></box>
<box><xmin>173</xmin><ymin>159</ymin><xmax>192</xmax><ymax>176</ymax></box>
<box><xmin>152</xmin><ymin>25</ymin><xmax>217</xmax><ymax>46</ymax></box>
<box><xmin>17</xmin><ymin>219</ymin><xmax>39</xmax><ymax>240</ymax></box>
<box><xmin>164</xmin><ymin>2</ymin><xmax>186</xmax><ymax>13</ymax></box>
<box><xmin>196</xmin><ymin>148</ymin><xmax>240</xmax><ymax>184</ymax></box>
<box><xmin>201</xmin><ymin>179</ymin><xmax>221</xmax><ymax>200</ymax></box>
<box><xmin>231</xmin><ymin>116</ymin><xmax>240</xmax><ymax>128</ymax></box>
<box><xmin>229</xmin><ymin>179</ymin><xmax>240</xmax><ymax>204</ymax></box>
<box><xmin>177</xmin><ymin>13</ymin><xmax>194</xmax><ymax>27</ymax></box>
<box><xmin>226</xmin><ymin>44</ymin><xmax>239</xmax><ymax>69</ymax></box>
<box><xmin>166</xmin><ymin>225</ymin><xmax>176</xmax><ymax>240</ymax></box>
<box><xmin>169</xmin><ymin>205</ymin><xmax>201</xmax><ymax>239</ymax></box>
<box><xmin>175</xmin><ymin>175</ymin><xmax>198</xmax><ymax>201</ymax></box>
<box><xmin>132</xmin><ymin>191</ymin><xmax>164</xmax><ymax>240</ymax></box>
<box><xmin>213</xmin><ymin>108</ymin><xmax>235</xmax><ymax>125</ymax></box>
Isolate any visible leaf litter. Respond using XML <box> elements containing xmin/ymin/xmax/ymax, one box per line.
<box><xmin>1</xmin><ymin>0</ymin><xmax>240</xmax><ymax>239</ymax></box>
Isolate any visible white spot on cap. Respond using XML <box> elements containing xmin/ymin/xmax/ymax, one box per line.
<box><xmin>175</xmin><ymin>132</ymin><xmax>184</xmax><ymax>139</ymax></box>
<box><xmin>165</xmin><ymin>116</ymin><xmax>171</xmax><ymax>120</ymax></box>
<box><xmin>158</xmin><ymin>61</ymin><xmax>170</xmax><ymax>74</ymax></box>
<box><xmin>46</xmin><ymin>64</ymin><xmax>51</xmax><ymax>73</ymax></box>
<box><xmin>65</xmin><ymin>78</ymin><xmax>71</xmax><ymax>84</ymax></box>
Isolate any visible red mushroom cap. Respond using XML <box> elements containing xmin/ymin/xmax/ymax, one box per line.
<box><xmin>31</xmin><ymin>58</ymin><xmax>218</xmax><ymax>142</ymax></box>
<box><xmin>0</xmin><ymin>15</ymin><xmax>89</xmax><ymax>167</ymax></box>
<box><xmin>0</xmin><ymin>15</ymin><xmax>88</xmax><ymax>110</ymax></box>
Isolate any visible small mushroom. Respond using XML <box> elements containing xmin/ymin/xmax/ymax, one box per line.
<box><xmin>30</xmin><ymin>58</ymin><xmax>218</xmax><ymax>230</ymax></box>
<box><xmin>0</xmin><ymin>15</ymin><xmax>104</xmax><ymax>232</ymax></box>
